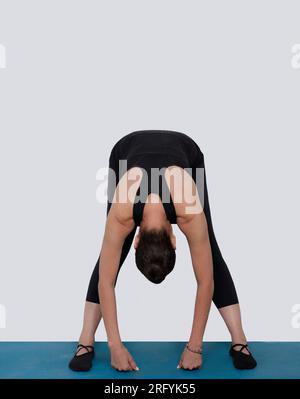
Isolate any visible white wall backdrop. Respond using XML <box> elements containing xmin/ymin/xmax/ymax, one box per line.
<box><xmin>0</xmin><ymin>0</ymin><xmax>300</xmax><ymax>341</ymax></box>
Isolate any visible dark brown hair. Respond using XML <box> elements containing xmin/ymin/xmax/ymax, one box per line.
<box><xmin>135</xmin><ymin>228</ymin><xmax>176</xmax><ymax>284</ymax></box>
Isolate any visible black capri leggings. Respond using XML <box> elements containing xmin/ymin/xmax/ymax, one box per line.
<box><xmin>86</xmin><ymin>149</ymin><xmax>239</xmax><ymax>309</ymax></box>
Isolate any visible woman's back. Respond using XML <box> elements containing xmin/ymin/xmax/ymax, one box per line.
<box><xmin>111</xmin><ymin>130</ymin><xmax>201</xmax><ymax>167</ymax></box>
<box><xmin>108</xmin><ymin>130</ymin><xmax>202</xmax><ymax>225</ymax></box>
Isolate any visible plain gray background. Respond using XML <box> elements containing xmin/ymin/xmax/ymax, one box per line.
<box><xmin>0</xmin><ymin>0</ymin><xmax>300</xmax><ymax>341</ymax></box>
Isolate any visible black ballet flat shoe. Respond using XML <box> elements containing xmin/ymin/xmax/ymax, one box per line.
<box><xmin>229</xmin><ymin>344</ymin><xmax>257</xmax><ymax>370</ymax></box>
<box><xmin>69</xmin><ymin>344</ymin><xmax>95</xmax><ymax>372</ymax></box>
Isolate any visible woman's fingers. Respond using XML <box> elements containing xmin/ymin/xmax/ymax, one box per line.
<box><xmin>177</xmin><ymin>349</ymin><xmax>202</xmax><ymax>370</ymax></box>
<box><xmin>110</xmin><ymin>344</ymin><xmax>140</xmax><ymax>372</ymax></box>
<box><xmin>179</xmin><ymin>363</ymin><xmax>198</xmax><ymax>370</ymax></box>
<box><xmin>177</xmin><ymin>358</ymin><xmax>183</xmax><ymax>368</ymax></box>
<box><xmin>111</xmin><ymin>357</ymin><xmax>139</xmax><ymax>371</ymax></box>
<box><xmin>127</xmin><ymin>353</ymin><xmax>139</xmax><ymax>371</ymax></box>
<box><xmin>113</xmin><ymin>364</ymin><xmax>131</xmax><ymax>371</ymax></box>
<box><xmin>128</xmin><ymin>358</ymin><xmax>139</xmax><ymax>371</ymax></box>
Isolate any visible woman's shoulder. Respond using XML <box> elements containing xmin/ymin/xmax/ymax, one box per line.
<box><xmin>164</xmin><ymin>165</ymin><xmax>203</xmax><ymax>223</ymax></box>
<box><xmin>107</xmin><ymin>166</ymin><xmax>143</xmax><ymax>225</ymax></box>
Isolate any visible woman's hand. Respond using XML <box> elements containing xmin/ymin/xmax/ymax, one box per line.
<box><xmin>110</xmin><ymin>343</ymin><xmax>139</xmax><ymax>372</ymax></box>
<box><xmin>177</xmin><ymin>345</ymin><xmax>202</xmax><ymax>370</ymax></box>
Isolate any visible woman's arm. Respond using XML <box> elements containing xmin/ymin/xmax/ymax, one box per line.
<box><xmin>165</xmin><ymin>165</ymin><xmax>214</xmax><ymax>348</ymax></box>
<box><xmin>178</xmin><ymin>212</ymin><xmax>214</xmax><ymax>349</ymax></box>
<box><xmin>99</xmin><ymin>166</ymin><xmax>142</xmax><ymax>349</ymax></box>
<box><xmin>98</xmin><ymin>209</ymin><xmax>135</xmax><ymax>348</ymax></box>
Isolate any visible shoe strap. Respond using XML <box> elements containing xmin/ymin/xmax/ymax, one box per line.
<box><xmin>231</xmin><ymin>344</ymin><xmax>251</xmax><ymax>354</ymax></box>
<box><xmin>76</xmin><ymin>344</ymin><xmax>94</xmax><ymax>355</ymax></box>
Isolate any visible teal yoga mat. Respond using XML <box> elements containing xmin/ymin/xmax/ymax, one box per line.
<box><xmin>0</xmin><ymin>342</ymin><xmax>299</xmax><ymax>379</ymax></box>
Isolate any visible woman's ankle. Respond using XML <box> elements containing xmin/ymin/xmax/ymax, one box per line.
<box><xmin>78</xmin><ymin>334</ymin><xmax>95</xmax><ymax>347</ymax></box>
<box><xmin>231</xmin><ymin>334</ymin><xmax>247</xmax><ymax>345</ymax></box>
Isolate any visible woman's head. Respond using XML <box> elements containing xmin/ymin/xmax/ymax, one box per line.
<box><xmin>134</xmin><ymin>228</ymin><xmax>176</xmax><ymax>284</ymax></box>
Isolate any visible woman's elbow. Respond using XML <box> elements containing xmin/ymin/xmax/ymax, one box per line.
<box><xmin>197</xmin><ymin>275</ymin><xmax>214</xmax><ymax>295</ymax></box>
<box><xmin>98</xmin><ymin>279</ymin><xmax>115</xmax><ymax>297</ymax></box>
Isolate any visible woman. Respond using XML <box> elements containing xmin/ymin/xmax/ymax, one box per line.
<box><xmin>69</xmin><ymin>130</ymin><xmax>257</xmax><ymax>372</ymax></box>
